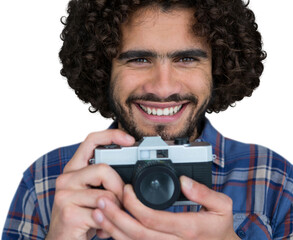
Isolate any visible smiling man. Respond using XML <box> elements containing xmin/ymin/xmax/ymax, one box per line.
<box><xmin>3</xmin><ymin>0</ymin><xmax>293</xmax><ymax>240</ymax></box>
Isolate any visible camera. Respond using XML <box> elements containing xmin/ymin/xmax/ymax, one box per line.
<box><xmin>90</xmin><ymin>136</ymin><xmax>213</xmax><ymax>210</ymax></box>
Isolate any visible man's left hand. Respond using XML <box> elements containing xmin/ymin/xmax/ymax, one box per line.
<box><xmin>92</xmin><ymin>176</ymin><xmax>240</xmax><ymax>240</ymax></box>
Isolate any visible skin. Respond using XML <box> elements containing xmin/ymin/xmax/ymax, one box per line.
<box><xmin>46</xmin><ymin>130</ymin><xmax>135</xmax><ymax>240</ymax></box>
<box><xmin>47</xmin><ymin>7</ymin><xmax>240</xmax><ymax>240</ymax></box>
<box><xmin>109</xmin><ymin>7</ymin><xmax>212</xmax><ymax>141</ymax></box>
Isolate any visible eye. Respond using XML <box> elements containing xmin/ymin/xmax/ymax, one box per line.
<box><xmin>128</xmin><ymin>58</ymin><xmax>150</xmax><ymax>64</ymax></box>
<box><xmin>178</xmin><ymin>57</ymin><xmax>197</xmax><ymax>63</ymax></box>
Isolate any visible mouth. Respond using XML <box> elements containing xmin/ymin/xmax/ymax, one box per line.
<box><xmin>133</xmin><ymin>101</ymin><xmax>189</xmax><ymax>124</ymax></box>
<box><xmin>138</xmin><ymin>103</ymin><xmax>183</xmax><ymax>116</ymax></box>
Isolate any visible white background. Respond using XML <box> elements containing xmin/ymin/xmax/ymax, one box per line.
<box><xmin>0</xmin><ymin>0</ymin><xmax>292</xmax><ymax>234</ymax></box>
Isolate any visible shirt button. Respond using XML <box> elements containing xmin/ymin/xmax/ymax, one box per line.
<box><xmin>237</xmin><ymin>229</ymin><xmax>246</xmax><ymax>239</ymax></box>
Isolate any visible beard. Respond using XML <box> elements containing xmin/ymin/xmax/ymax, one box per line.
<box><xmin>108</xmin><ymin>87</ymin><xmax>210</xmax><ymax>141</ymax></box>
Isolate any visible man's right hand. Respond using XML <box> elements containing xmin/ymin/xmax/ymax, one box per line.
<box><xmin>45</xmin><ymin>129</ymin><xmax>135</xmax><ymax>240</ymax></box>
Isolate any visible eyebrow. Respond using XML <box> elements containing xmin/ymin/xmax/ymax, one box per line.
<box><xmin>117</xmin><ymin>49</ymin><xmax>208</xmax><ymax>61</ymax></box>
<box><xmin>118</xmin><ymin>50</ymin><xmax>157</xmax><ymax>60</ymax></box>
<box><xmin>168</xmin><ymin>49</ymin><xmax>208</xmax><ymax>59</ymax></box>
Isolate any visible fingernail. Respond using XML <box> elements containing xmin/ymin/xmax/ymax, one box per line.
<box><xmin>181</xmin><ymin>176</ymin><xmax>193</xmax><ymax>190</ymax></box>
<box><xmin>124</xmin><ymin>184</ymin><xmax>130</xmax><ymax>192</ymax></box>
<box><xmin>125</xmin><ymin>134</ymin><xmax>135</xmax><ymax>143</ymax></box>
<box><xmin>95</xmin><ymin>211</ymin><xmax>104</xmax><ymax>223</ymax></box>
<box><xmin>98</xmin><ymin>199</ymin><xmax>105</xmax><ymax>209</ymax></box>
<box><xmin>124</xmin><ymin>184</ymin><xmax>133</xmax><ymax>195</ymax></box>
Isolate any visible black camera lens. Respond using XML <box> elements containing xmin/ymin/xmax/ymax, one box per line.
<box><xmin>140</xmin><ymin>171</ymin><xmax>174</xmax><ymax>205</ymax></box>
<box><xmin>133</xmin><ymin>162</ymin><xmax>180</xmax><ymax>210</ymax></box>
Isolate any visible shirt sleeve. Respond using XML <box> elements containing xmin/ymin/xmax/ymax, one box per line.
<box><xmin>272</xmin><ymin>164</ymin><xmax>293</xmax><ymax>239</ymax></box>
<box><xmin>2</xmin><ymin>176</ymin><xmax>47</xmax><ymax>240</ymax></box>
<box><xmin>274</xmin><ymin>204</ymin><xmax>293</xmax><ymax>239</ymax></box>
<box><xmin>2</xmin><ymin>145</ymin><xmax>78</xmax><ymax>240</ymax></box>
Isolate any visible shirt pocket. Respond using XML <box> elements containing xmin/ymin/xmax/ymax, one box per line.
<box><xmin>234</xmin><ymin>213</ymin><xmax>272</xmax><ymax>239</ymax></box>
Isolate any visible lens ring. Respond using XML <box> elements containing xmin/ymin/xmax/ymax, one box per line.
<box><xmin>133</xmin><ymin>163</ymin><xmax>180</xmax><ymax>210</ymax></box>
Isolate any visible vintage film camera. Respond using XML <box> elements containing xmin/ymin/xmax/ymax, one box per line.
<box><xmin>90</xmin><ymin>136</ymin><xmax>213</xmax><ymax>210</ymax></box>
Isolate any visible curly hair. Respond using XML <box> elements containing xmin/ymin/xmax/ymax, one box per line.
<box><xmin>59</xmin><ymin>0</ymin><xmax>266</xmax><ymax>118</ymax></box>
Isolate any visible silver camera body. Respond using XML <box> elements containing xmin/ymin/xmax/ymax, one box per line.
<box><xmin>90</xmin><ymin>136</ymin><xmax>213</xmax><ymax>210</ymax></box>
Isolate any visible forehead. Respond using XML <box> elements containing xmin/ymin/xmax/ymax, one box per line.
<box><xmin>119</xmin><ymin>7</ymin><xmax>209</xmax><ymax>53</ymax></box>
<box><xmin>124</xmin><ymin>6</ymin><xmax>194</xmax><ymax>27</ymax></box>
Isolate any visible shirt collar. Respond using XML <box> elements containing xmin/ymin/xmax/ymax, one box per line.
<box><xmin>197</xmin><ymin>118</ymin><xmax>225</xmax><ymax>168</ymax></box>
<box><xmin>108</xmin><ymin>118</ymin><xmax>225</xmax><ymax>168</ymax></box>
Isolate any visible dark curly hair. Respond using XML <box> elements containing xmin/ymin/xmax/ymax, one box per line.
<box><xmin>59</xmin><ymin>0</ymin><xmax>266</xmax><ymax>118</ymax></box>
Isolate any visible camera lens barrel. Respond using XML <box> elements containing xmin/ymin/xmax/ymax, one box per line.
<box><xmin>133</xmin><ymin>160</ymin><xmax>180</xmax><ymax>210</ymax></box>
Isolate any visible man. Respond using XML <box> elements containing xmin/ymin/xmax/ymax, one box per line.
<box><xmin>2</xmin><ymin>0</ymin><xmax>293</xmax><ymax>239</ymax></box>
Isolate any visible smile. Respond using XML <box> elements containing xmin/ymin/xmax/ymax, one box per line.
<box><xmin>139</xmin><ymin>104</ymin><xmax>183</xmax><ymax>116</ymax></box>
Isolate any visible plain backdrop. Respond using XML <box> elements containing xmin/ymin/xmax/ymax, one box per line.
<box><xmin>0</xmin><ymin>0</ymin><xmax>292</xmax><ymax>233</ymax></box>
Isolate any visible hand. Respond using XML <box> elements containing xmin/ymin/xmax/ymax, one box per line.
<box><xmin>93</xmin><ymin>176</ymin><xmax>240</xmax><ymax>240</ymax></box>
<box><xmin>46</xmin><ymin>129</ymin><xmax>135</xmax><ymax>240</ymax></box>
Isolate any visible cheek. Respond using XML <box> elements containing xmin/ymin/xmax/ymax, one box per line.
<box><xmin>184</xmin><ymin>70</ymin><xmax>212</xmax><ymax>100</ymax></box>
<box><xmin>111</xmin><ymin>69</ymin><xmax>142</xmax><ymax>101</ymax></box>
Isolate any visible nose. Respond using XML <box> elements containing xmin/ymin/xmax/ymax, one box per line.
<box><xmin>142</xmin><ymin>63</ymin><xmax>182</xmax><ymax>99</ymax></box>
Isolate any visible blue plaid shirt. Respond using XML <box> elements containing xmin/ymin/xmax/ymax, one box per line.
<box><xmin>2</xmin><ymin>119</ymin><xmax>293</xmax><ymax>239</ymax></box>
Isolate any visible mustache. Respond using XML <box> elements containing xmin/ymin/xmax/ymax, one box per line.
<box><xmin>126</xmin><ymin>93</ymin><xmax>198</xmax><ymax>105</ymax></box>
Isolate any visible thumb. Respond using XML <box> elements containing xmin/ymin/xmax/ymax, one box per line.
<box><xmin>180</xmin><ymin>176</ymin><xmax>231</xmax><ymax>213</ymax></box>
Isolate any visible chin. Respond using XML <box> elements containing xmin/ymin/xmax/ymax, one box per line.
<box><xmin>136</xmin><ymin>124</ymin><xmax>186</xmax><ymax>140</ymax></box>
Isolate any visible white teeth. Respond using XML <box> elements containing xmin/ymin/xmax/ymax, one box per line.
<box><xmin>139</xmin><ymin>104</ymin><xmax>183</xmax><ymax>116</ymax></box>
<box><xmin>157</xmin><ymin>109</ymin><xmax>163</xmax><ymax>116</ymax></box>
<box><xmin>163</xmin><ymin>108</ymin><xmax>169</xmax><ymax>115</ymax></box>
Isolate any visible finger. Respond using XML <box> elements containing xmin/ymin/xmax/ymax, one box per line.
<box><xmin>53</xmin><ymin>189</ymin><xmax>119</xmax><ymax>240</ymax></box>
<box><xmin>57</xmin><ymin>163</ymin><xmax>125</xmax><ymax>201</ymax></box>
<box><xmin>54</xmin><ymin>188</ymin><xmax>121</xmax><ymax>210</ymax></box>
<box><xmin>93</xmin><ymin>208</ymin><xmax>132</xmax><ymax>240</ymax></box>
<box><xmin>123</xmin><ymin>184</ymin><xmax>196</xmax><ymax>237</ymax></box>
<box><xmin>124</xmin><ymin>183</ymin><xmax>234</xmax><ymax>240</ymax></box>
<box><xmin>52</xmin><ymin>189</ymin><xmax>119</xmax><ymax>239</ymax></box>
<box><xmin>94</xmin><ymin>197</ymin><xmax>179</xmax><ymax>240</ymax></box>
<box><xmin>55</xmin><ymin>203</ymin><xmax>103</xmax><ymax>231</ymax></box>
<box><xmin>64</xmin><ymin>129</ymin><xmax>135</xmax><ymax>173</ymax></box>
<box><xmin>180</xmin><ymin>176</ymin><xmax>232</xmax><ymax>213</ymax></box>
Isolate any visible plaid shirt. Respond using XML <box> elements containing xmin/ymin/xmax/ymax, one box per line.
<box><xmin>2</xmin><ymin>119</ymin><xmax>293</xmax><ymax>239</ymax></box>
